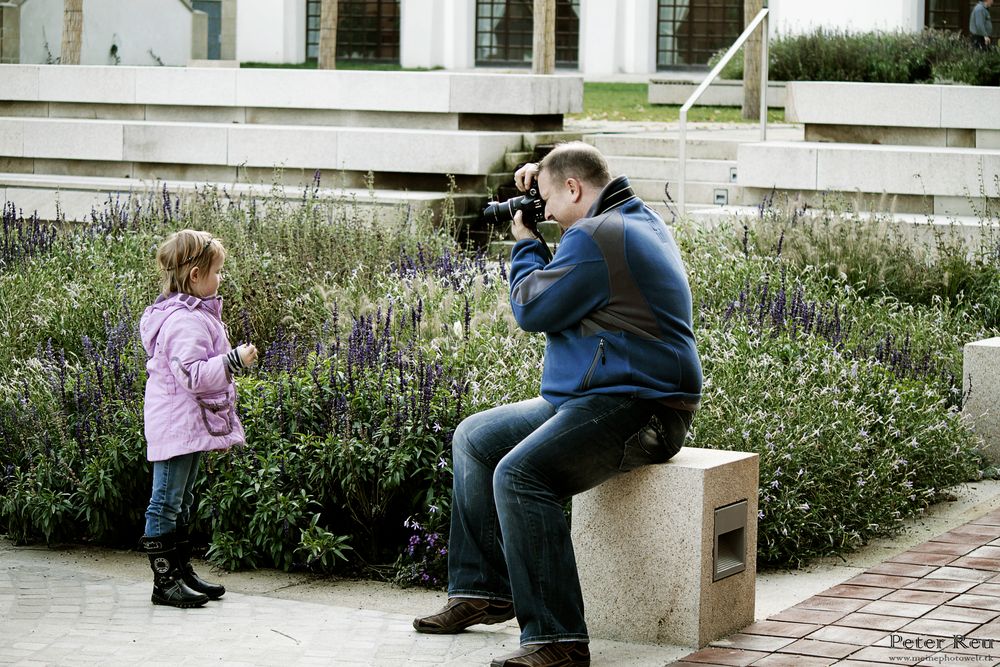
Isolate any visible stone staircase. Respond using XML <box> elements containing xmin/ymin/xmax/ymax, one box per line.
<box><xmin>482</xmin><ymin>125</ymin><xmax>805</xmax><ymax>257</ymax></box>
<box><xmin>587</xmin><ymin>127</ymin><xmax>805</xmax><ymax>221</ymax></box>
<box><xmin>0</xmin><ymin>65</ymin><xmax>584</xmax><ymax>240</ymax></box>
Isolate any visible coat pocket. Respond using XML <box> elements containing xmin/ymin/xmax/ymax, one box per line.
<box><xmin>195</xmin><ymin>391</ymin><xmax>234</xmax><ymax>437</ymax></box>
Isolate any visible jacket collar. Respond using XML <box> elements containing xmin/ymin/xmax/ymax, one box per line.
<box><xmin>159</xmin><ymin>292</ymin><xmax>223</xmax><ymax>315</ymax></box>
<box><xmin>585</xmin><ymin>175</ymin><xmax>637</xmax><ymax>219</ymax></box>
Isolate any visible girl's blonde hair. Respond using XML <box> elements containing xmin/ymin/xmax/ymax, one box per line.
<box><xmin>156</xmin><ymin>229</ymin><xmax>227</xmax><ymax>296</ymax></box>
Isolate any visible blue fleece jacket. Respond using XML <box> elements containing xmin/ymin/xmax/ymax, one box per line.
<box><xmin>509</xmin><ymin>176</ymin><xmax>702</xmax><ymax>408</ymax></box>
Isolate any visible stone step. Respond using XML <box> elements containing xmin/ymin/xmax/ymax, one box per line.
<box><xmin>0</xmin><ymin>172</ymin><xmax>484</xmax><ymax>224</ymax></box>
<box><xmin>606</xmin><ymin>156</ymin><xmax>737</xmax><ymax>183</ymax></box>
<box><xmin>649</xmin><ymin>78</ymin><xmax>787</xmax><ymax>108</ymax></box>
<box><xmin>688</xmin><ymin>205</ymin><xmax>998</xmax><ymax>255</ymax></box>
<box><xmin>738</xmin><ymin>140</ymin><xmax>1000</xmax><ymax>199</ymax></box>
<box><xmin>486</xmin><ymin>172</ymin><xmax>512</xmax><ymax>193</ymax></box>
<box><xmin>0</xmin><ymin>116</ymin><xmax>525</xmax><ymax>176</ymax></box>
<box><xmin>586</xmin><ymin>134</ymin><xmax>742</xmax><ymax>160</ymax></box>
<box><xmin>504</xmin><ymin>151</ymin><xmax>534</xmax><ymax>171</ymax></box>
<box><xmin>630</xmin><ymin>178</ymin><xmax>753</xmax><ymax>209</ymax></box>
<box><xmin>521</xmin><ymin>131</ymin><xmax>585</xmax><ymax>151</ymax></box>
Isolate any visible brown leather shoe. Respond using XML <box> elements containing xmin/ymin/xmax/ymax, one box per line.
<box><xmin>412</xmin><ymin>597</ymin><xmax>515</xmax><ymax>634</ymax></box>
<box><xmin>490</xmin><ymin>642</ymin><xmax>591</xmax><ymax>667</ymax></box>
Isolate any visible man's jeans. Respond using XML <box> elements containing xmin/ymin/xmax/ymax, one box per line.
<box><xmin>144</xmin><ymin>452</ymin><xmax>201</xmax><ymax>537</ymax></box>
<box><xmin>446</xmin><ymin>394</ymin><xmax>691</xmax><ymax>645</ymax></box>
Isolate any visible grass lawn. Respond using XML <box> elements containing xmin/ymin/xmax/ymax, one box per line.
<box><xmin>572</xmin><ymin>82</ymin><xmax>785</xmax><ymax>123</ymax></box>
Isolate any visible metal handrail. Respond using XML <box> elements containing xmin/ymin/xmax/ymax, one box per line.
<box><xmin>677</xmin><ymin>7</ymin><xmax>769</xmax><ymax>214</ymax></box>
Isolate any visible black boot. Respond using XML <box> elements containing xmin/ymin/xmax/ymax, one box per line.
<box><xmin>140</xmin><ymin>533</ymin><xmax>210</xmax><ymax>608</ymax></box>
<box><xmin>175</xmin><ymin>524</ymin><xmax>226</xmax><ymax>600</ymax></box>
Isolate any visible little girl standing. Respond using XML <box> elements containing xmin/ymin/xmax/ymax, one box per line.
<box><xmin>138</xmin><ymin>229</ymin><xmax>257</xmax><ymax>608</ymax></box>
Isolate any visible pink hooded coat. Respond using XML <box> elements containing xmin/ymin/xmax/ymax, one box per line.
<box><xmin>139</xmin><ymin>292</ymin><xmax>245</xmax><ymax>462</ymax></box>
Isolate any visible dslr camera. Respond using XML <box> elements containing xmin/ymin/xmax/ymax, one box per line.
<box><xmin>483</xmin><ymin>186</ymin><xmax>545</xmax><ymax>232</ymax></box>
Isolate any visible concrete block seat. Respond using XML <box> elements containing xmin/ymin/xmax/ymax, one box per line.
<box><xmin>0</xmin><ymin>117</ymin><xmax>525</xmax><ymax>176</ymax></box>
<box><xmin>738</xmin><ymin>140</ymin><xmax>1000</xmax><ymax>215</ymax></box>
<box><xmin>786</xmin><ymin>81</ymin><xmax>1000</xmax><ymax>149</ymax></box>
<box><xmin>964</xmin><ymin>338</ymin><xmax>1000</xmax><ymax>465</ymax></box>
<box><xmin>0</xmin><ymin>64</ymin><xmax>583</xmax><ymax>132</ymax></box>
<box><xmin>0</xmin><ymin>172</ymin><xmax>483</xmax><ymax>223</ymax></box>
<box><xmin>649</xmin><ymin>78</ymin><xmax>786</xmax><ymax>109</ymax></box>
<box><xmin>571</xmin><ymin>447</ymin><xmax>759</xmax><ymax>648</ymax></box>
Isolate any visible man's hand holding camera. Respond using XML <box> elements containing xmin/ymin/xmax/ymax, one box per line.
<box><xmin>511</xmin><ymin>162</ymin><xmax>540</xmax><ymax>241</ymax></box>
<box><xmin>514</xmin><ymin>162</ymin><xmax>539</xmax><ymax>193</ymax></box>
<box><xmin>482</xmin><ymin>161</ymin><xmax>547</xmax><ymax>244</ymax></box>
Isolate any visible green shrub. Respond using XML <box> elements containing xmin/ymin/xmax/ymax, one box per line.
<box><xmin>678</xmin><ymin>216</ymin><xmax>992</xmax><ymax>565</ymax></box>
<box><xmin>711</xmin><ymin>29</ymin><xmax>1000</xmax><ymax>86</ymax></box>
<box><xmin>0</xmin><ymin>185</ymin><xmax>992</xmax><ymax>577</ymax></box>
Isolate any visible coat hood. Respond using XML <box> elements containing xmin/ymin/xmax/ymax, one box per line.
<box><xmin>139</xmin><ymin>292</ymin><xmax>222</xmax><ymax>357</ymax></box>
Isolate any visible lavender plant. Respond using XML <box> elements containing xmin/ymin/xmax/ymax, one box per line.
<box><xmin>0</xmin><ymin>183</ymin><xmax>992</xmax><ymax>580</ymax></box>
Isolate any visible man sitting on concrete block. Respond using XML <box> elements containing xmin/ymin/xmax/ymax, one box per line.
<box><xmin>412</xmin><ymin>141</ymin><xmax>703</xmax><ymax>667</ymax></box>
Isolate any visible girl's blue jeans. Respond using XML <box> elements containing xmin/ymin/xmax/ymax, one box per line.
<box><xmin>446</xmin><ymin>394</ymin><xmax>691</xmax><ymax>645</ymax></box>
<box><xmin>144</xmin><ymin>452</ymin><xmax>202</xmax><ymax>537</ymax></box>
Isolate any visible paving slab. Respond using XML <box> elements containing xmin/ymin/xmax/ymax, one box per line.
<box><xmin>671</xmin><ymin>481</ymin><xmax>1000</xmax><ymax>666</ymax></box>
<box><xmin>4</xmin><ymin>481</ymin><xmax>1000</xmax><ymax>666</ymax></box>
<box><xmin>0</xmin><ymin>539</ymin><xmax>687</xmax><ymax>666</ymax></box>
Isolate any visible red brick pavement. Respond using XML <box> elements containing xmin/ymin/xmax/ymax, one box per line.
<box><xmin>672</xmin><ymin>508</ymin><xmax>1000</xmax><ymax>666</ymax></box>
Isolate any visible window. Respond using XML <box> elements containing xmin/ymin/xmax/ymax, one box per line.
<box><xmin>926</xmin><ymin>0</ymin><xmax>998</xmax><ymax>37</ymax></box>
<box><xmin>475</xmin><ymin>0</ymin><xmax>580</xmax><ymax>68</ymax></box>
<box><xmin>306</xmin><ymin>0</ymin><xmax>400</xmax><ymax>63</ymax></box>
<box><xmin>657</xmin><ymin>0</ymin><xmax>743</xmax><ymax>69</ymax></box>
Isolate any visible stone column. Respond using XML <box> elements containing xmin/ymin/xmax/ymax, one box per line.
<box><xmin>220</xmin><ymin>0</ymin><xmax>237</xmax><ymax>61</ymax></box>
<box><xmin>401</xmin><ymin>0</ymin><xmax>474</xmax><ymax>70</ymax></box>
<box><xmin>0</xmin><ymin>2</ymin><xmax>20</xmax><ymax>65</ymax></box>
<box><xmin>236</xmin><ymin>0</ymin><xmax>304</xmax><ymax>64</ymax></box>
<box><xmin>191</xmin><ymin>10</ymin><xmax>208</xmax><ymax>61</ymax></box>
<box><xmin>579</xmin><ymin>0</ymin><xmax>656</xmax><ymax>75</ymax></box>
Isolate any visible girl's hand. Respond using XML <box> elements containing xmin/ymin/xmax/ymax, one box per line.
<box><xmin>238</xmin><ymin>343</ymin><xmax>258</xmax><ymax>368</ymax></box>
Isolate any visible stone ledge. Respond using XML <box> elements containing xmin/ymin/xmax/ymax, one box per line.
<box><xmin>0</xmin><ymin>117</ymin><xmax>526</xmax><ymax>175</ymax></box>
<box><xmin>786</xmin><ymin>82</ymin><xmax>1000</xmax><ymax>132</ymax></box>
<box><xmin>0</xmin><ymin>172</ymin><xmax>481</xmax><ymax>223</ymax></box>
<box><xmin>0</xmin><ymin>65</ymin><xmax>583</xmax><ymax>116</ymax></box>
<box><xmin>649</xmin><ymin>79</ymin><xmax>786</xmax><ymax>108</ymax></box>
<box><xmin>738</xmin><ymin>141</ymin><xmax>1000</xmax><ymax>198</ymax></box>
<box><xmin>572</xmin><ymin>447</ymin><xmax>759</xmax><ymax>647</ymax></box>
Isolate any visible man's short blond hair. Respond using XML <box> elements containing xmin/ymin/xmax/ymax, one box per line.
<box><xmin>538</xmin><ymin>141</ymin><xmax>611</xmax><ymax>189</ymax></box>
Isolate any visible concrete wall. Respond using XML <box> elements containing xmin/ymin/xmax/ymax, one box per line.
<box><xmin>235</xmin><ymin>0</ymin><xmax>303</xmax><ymax>64</ymax></box>
<box><xmin>19</xmin><ymin>0</ymin><xmax>195</xmax><ymax>66</ymax></box>
<box><xmin>770</xmin><ymin>0</ymin><xmax>924</xmax><ymax>35</ymax></box>
<box><xmin>579</xmin><ymin>0</ymin><xmax>656</xmax><ymax>75</ymax></box>
<box><xmin>400</xmin><ymin>0</ymin><xmax>475</xmax><ymax>70</ymax></box>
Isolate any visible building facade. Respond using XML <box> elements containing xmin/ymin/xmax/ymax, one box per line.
<box><xmin>3</xmin><ymin>0</ymin><xmax>995</xmax><ymax>70</ymax></box>
<box><xmin>236</xmin><ymin>0</ymin><xmax>996</xmax><ymax>73</ymax></box>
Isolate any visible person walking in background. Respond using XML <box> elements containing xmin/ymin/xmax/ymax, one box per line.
<box><xmin>412</xmin><ymin>142</ymin><xmax>701</xmax><ymax>667</ymax></box>
<box><xmin>138</xmin><ymin>229</ymin><xmax>258</xmax><ymax>608</ymax></box>
<box><xmin>971</xmin><ymin>0</ymin><xmax>994</xmax><ymax>49</ymax></box>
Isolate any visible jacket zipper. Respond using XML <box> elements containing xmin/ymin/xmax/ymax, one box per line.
<box><xmin>582</xmin><ymin>339</ymin><xmax>606</xmax><ymax>390</ymax></box>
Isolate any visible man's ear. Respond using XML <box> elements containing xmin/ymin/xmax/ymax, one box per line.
<box><xmin>566</xmin><ymin>177</ymin><xmax>582</xmax><ymax>203</ymax></box>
